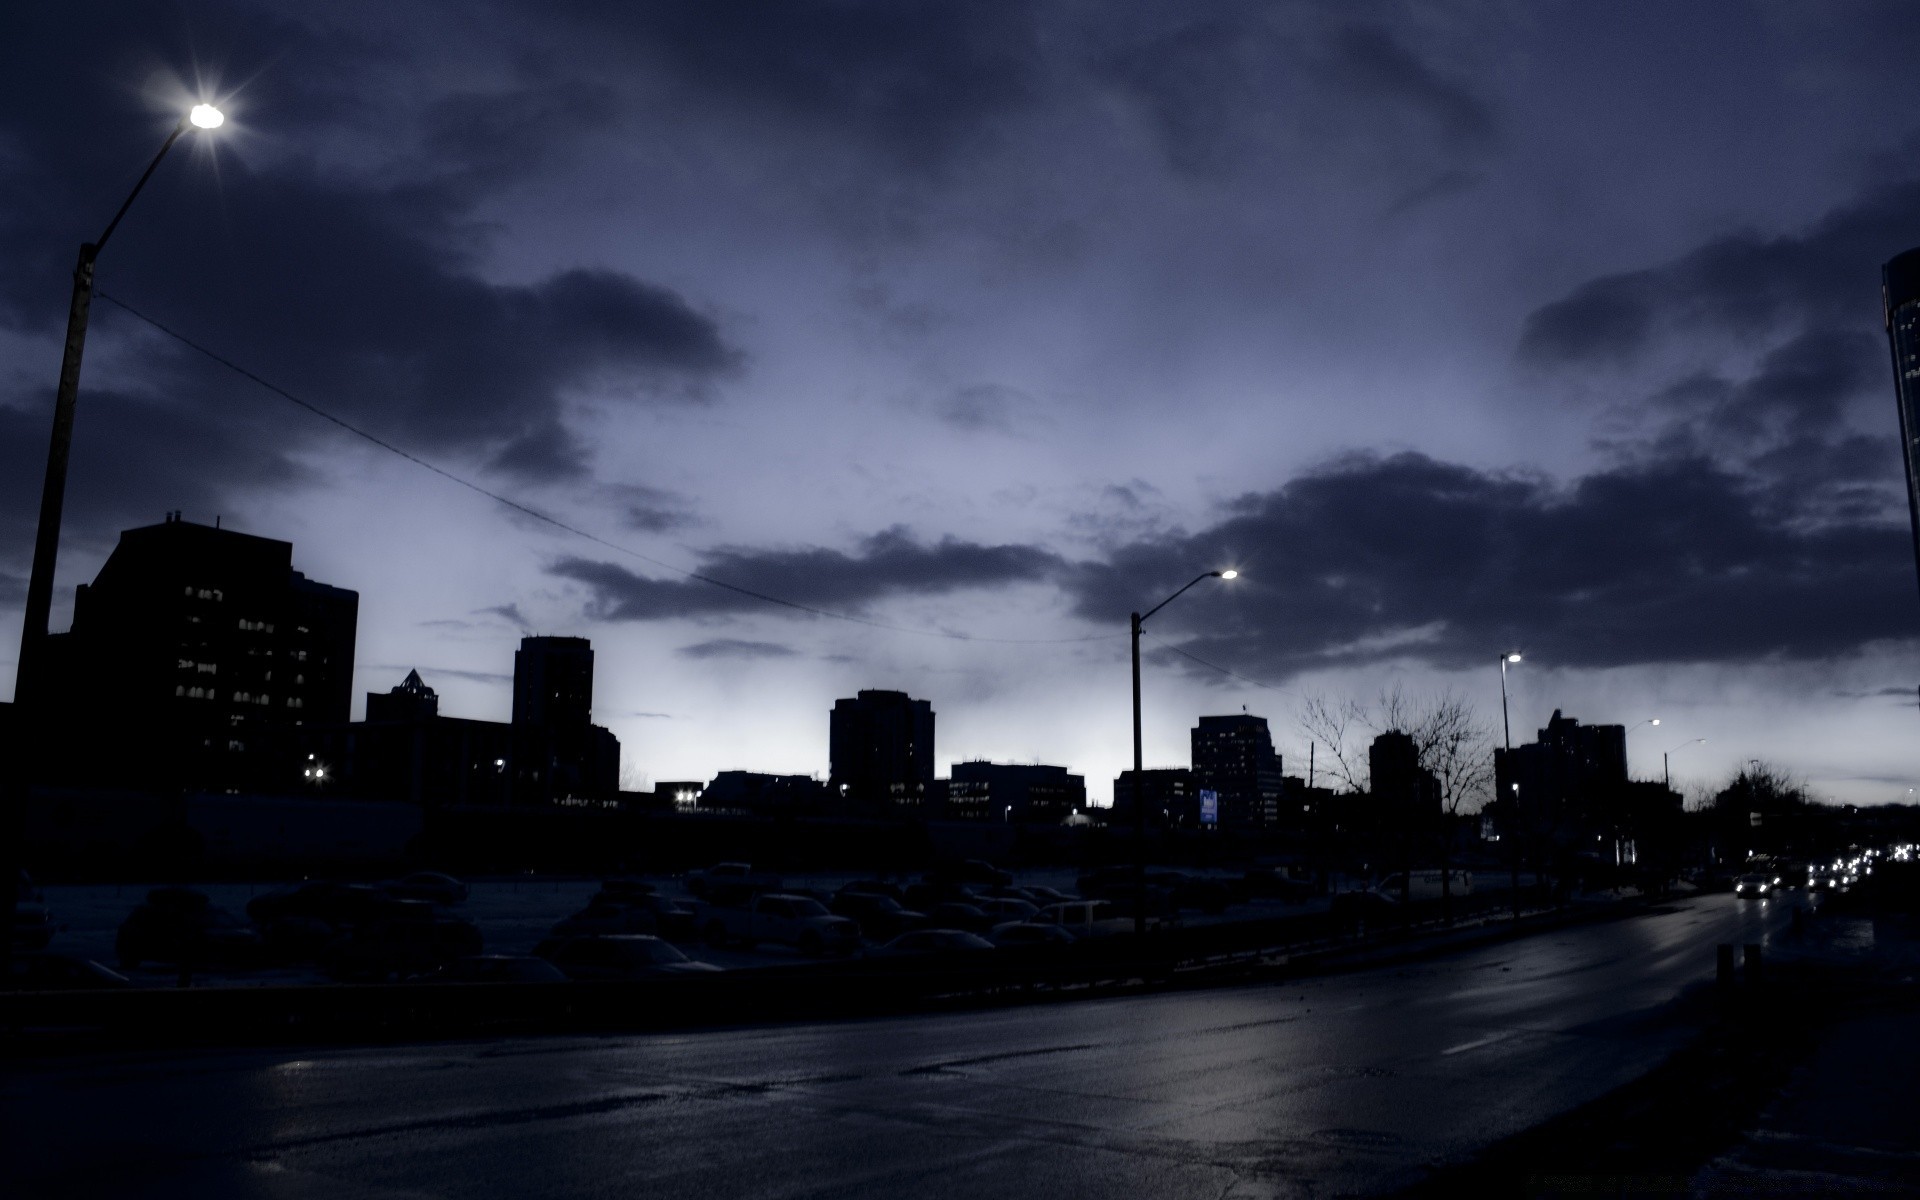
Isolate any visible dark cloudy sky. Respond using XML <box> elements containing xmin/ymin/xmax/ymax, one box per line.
<box><xmin>4</xmin><ymin>1</ymin><xmax>1918</xmax><ymax>804</ymax></box>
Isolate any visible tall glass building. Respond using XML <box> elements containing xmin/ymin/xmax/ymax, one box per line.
<box><xmin>1886</xmin><ymin>247</ymin><xmax>1920</xmax><ymax>601</ymax></box>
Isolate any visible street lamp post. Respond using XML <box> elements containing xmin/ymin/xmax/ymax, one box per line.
<box><xmin>1663</xmin><ymin>738</ymin><xmax>1706</xmax><ymax>791</ymax></box>
<box><xmin>1130</xmin><ymin>569</ymin><xmax>1235</xmax><ymax>936</ymax></box>
<box><xmin>4</xmin><ymin>102</ymin><xmax>223</xmax><ymax>981</ymax></box>
<box><xmin>1498</xmin><ymin>652</ymin><xmax>1521</xmax><ymax>920</ymax></box>
<box><xmin>15</xmin><ymin>104</ymin><xmax>225</xmax><ymax>695</ymax></box>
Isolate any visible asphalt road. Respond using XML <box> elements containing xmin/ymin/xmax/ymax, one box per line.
<box><xmin>4</xmin><ymin>893</ymin><xmax>1792</xmax><ymax>1199</ymax></box>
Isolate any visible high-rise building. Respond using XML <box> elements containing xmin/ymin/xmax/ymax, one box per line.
<box><xmin>512</xmin><ymin>636</ymin><xmax>595</xmax><ymax>728</ymax></box>
<box><xmin>828</xmin><ymin>689</ymin><xmax>934</xmax><ymax>811</ymax></box>
<box><xmin>1190</xmin><ymin>714</ymin><xmax>1284</xmax><ymax>828</ymax></box>
<box><xmin>1368</xmin><ymin>730</ymin><xmax>1439</xmax><ymax>818</ymax></box>
<box><xmin>509</xmin><ymin>636</ymin><xmax>618</xmax><ymax>803</ymax></box>
<box><xmin>1884</xmin><ymin>247</ymin><xmax>1920</xmax><ymax>603</ymax></box>
<box><xmin>35</xmin><ymin>514</ymin><xmax>357</xmax><ymax>791</ymax></box>
<box><xmin>1493</xmin><ymin>709</ymin><xmax>1627</xmax><ymax>839</ymax></box>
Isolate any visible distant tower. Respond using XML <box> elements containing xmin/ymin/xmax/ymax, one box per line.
<box><xmin>829</xmin><ymin>689</ymin><xmax>935</xmax><ymax>810</ymax></box>
<box><xmin>510</xmin><ymin>636</ymin><xmax>617</xmax><ymax>803</ymax></box>
<box><xmin>1190</xmin><ymin>713</ymin><xmax>1283</xmax><ymax>828</ymax></box>
<box><xmin>1885</xmin><ymin>247</ymin><xmax>1920</xmax><ymax>604</ymax></box>
<box><xmin>512</xmin><ymin>636</ymin><xmax>594</xmax><ymax>729</ymax></box>
<box><xmin>366</xmin><ymin>668</ymin><xmax>438</xmax><ymax>722</ymax></box>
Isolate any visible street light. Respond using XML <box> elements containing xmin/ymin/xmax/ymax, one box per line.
<box><xmin>1498</xmin><ymin>652</ymin><xmax>1522</xmax><ymax>919</ymax></box>
<box><xmin>15</xmin><ymin>103</ymin><xmax>225</xmax><ymax>698</ymax></box>
<box><xmin>1664</xmin><ymin>738</ymin><xmax>1706</xmax><ymax>791</ymax></box>
<box><xmin>4</xmin><ymin>102</ymin><xmax>223</xmax><ymax>981</ymax></box>
<box><xmin>1130</xmin><ymin>568</ymin><xmax>1236</xmax><ymax>935</ymax></box>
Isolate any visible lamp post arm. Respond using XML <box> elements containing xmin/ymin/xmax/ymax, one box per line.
<box><xmin>95</xmin><ymin>119</ymin><xmax>189</xmax><ymax>254</ymax></box>
<box><xmin>1139</xmin><ymin>572</ymin><xmax>1221</xmax><ymax>625</ymax></box>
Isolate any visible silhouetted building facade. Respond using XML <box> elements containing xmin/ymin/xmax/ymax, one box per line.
<box><xmin>699</xmin><ymin>771</ymin><xmax>830</xmax><ymax>816</ymax></box>
<box><xmin>946</xmin><ymin>761</ymin><xmax>1085</xmax><ymax>823</ymax></box>
<box><xmin>303</xmin><ymin>668</ymin><xmax>514</xmax><ymax>808</ymax></box>
<box><xmin>1368</xmin><ymin>731</ymin><xmax>1440</xmax><ymax>819</ymax></box>
<box><xmin>510</xmin><ymin>636</ymin><xmax>619</xmax><ymax>804</ymax></box>
<box><xmin>1886</xmin><ymin>247</ymin><xmax>1920</xmax><ymax>603</ymax></box>
<box><xmin>36</xmin><ymin>514</ymin><xmax>356</xmax><ymax>792</ymax></box>
<box><xmin>1111</xmin><ymin>767</ymin><xmax>1196</xmax><ymax>827</ymax></box>
<box><xmin>829</xmin><ymin>689</ymin><xmax>934</xmax><ymax>811</ymax></box>
<box><xmin>366</xmin><ymin>668</ymin><xmax>438</xmax><ymax>723</ymax></box>
<box><xmin>1191</xmin><ymin>714</ymin><xmax>1284</xmax><ymax>828</ymax></box>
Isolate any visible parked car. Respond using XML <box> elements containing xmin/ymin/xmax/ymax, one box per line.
<box><xmin>685</xmin><ymin>863</ymin><xmax>782</xmax><ymax>902</ymax></box>
<box><xmin>925</xmin><ymin>902</ymin><xmax>994</xmax><ymax>935</ymax></box>
<box><xmin>872</xmin><ymin>929</ymin><xmax>997</xmax><ymax>957</ymax></box>
<box><xmin>388</xmin><ymin>871</ymin><xmax>470</xmax><ymax>905</ymax></box>
<box><xmin>700</xmin><ymin>893</ymin><xmax>860</xmax><ymax>955</ymax></box>
<box><xmin>1329</xmin><ymin>889</ymin><xmax>1401</xmax><ymax>922</ymax></box>
<box><xmin>426</xmin><ymin>955</ymin><xmax>568</xmax><ymax>984</ymax></box>
<box><xmin>926</xmin><ymin>860</ymin><xmax>1014</xmax><ymax>890</ymax></box>
<box><xmin>1371</xmin><ymin>870</ymin><xmax>1474</xmax><ymax>903</ymax></box>
<box><xmin>974</xmin><ymin>898</ymin><xmax>1038</xmax><ymax>926</ymax></box>
<box><xmin>322</xmin><ymin>914</ymin><xmax>483</xmax><ymax>981</ymax></box>
<box><xmin>1022</xmin><ymin>885</ymin><xmax>1079</xmax><ymax>906</ymax></box>
<box><xmin>1243</xmin><ymin>865</ymin><xmax>1316</xmax><ymax>900</ymax></box>
<box><xmin>829</xmin><ymin>892</ymin><xmax>926</xmax><ymax>940</ymax></box>
<box><xmin>594</xmin><ymin>878</ymin><xmax>660</xmax><ymax>903</ymax></box>
<box><xmin>1734</xmin><ymin>874</ymin><xmax>1773</xmax><ymax>899</ymax></box>
<box><xmin>8</xmin><ymin>952</ymin><xmax>132</xmax><ymax>990</ymax></box>
<box><xmin>990</xmin><ymin>922</ymin><xmax>1077</xmax><ymax>949</ymax></box>
<box><xmin>247</xmin><ymin>881</ymin><xmax>395</xmax><ymax>929</ymax></box>
<box><xmin>1031</xmin><ymin>900</ymin><xmax>1152</xmax><ymax>938</ymax></box>
<box><xmin>552</xmin><ymin>894</ymin><xmax>697</xmax><ymax>941</ymax></box>
<box><xmin>535</xmin><ymin>935</ymin><xmax>723</xmax><ymax>981</ymax></box>
<box><xmin>1144</xmin><ymin>870</ymin><xmax>1238</xmax><ymax>914</ymax></box>
<box><xmin>836</xmin><ymin>879</ymin><xmax>908</xmax><ymax>903</ymax></box>
<box><xmin>901</xmin><ymin>880</ymin><xmax>983</xmax><ymax>912</ymax></box>
<box><xmin>117</xmin><ymin>888</ymin><xmax>263</xmax><ymax>969</ymax></box>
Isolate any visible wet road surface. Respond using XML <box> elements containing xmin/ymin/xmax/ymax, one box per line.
<box><xmin>4</xmin><ymin>894</ymin><xmax>1791</xmax><ymax>1199</ymax></box>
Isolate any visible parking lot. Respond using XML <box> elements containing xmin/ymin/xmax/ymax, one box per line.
<box><xmin>31</xmin><ymin>866</ymin><xmax>1378</xmax><ymax>987</ymax></box>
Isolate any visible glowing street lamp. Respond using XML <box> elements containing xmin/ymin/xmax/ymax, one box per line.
<box><xmin>1498</xmin><ymin>652</ymin><xmax>1522</xmax><ymax>919</ymax></box>
<box><xmin>1664</xmin><ymin>738</ymin><xmax>1706</xmax><ymax>791</ymax></box>
<box><xmin>5</xmin><ymin>103</ymin><xmax>223</xmax><ymax>976</ymax></box>
<box><xmin>1129</xmin><ymin>568</ymin><xmax>1237</xmax><ymax>935</ymax></box>
<box><xmin>16</xmin><ymin>103</ymin><xmax>226</xmax><ymax>697</ymax></box>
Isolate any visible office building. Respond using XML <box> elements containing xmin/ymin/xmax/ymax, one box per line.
<box><xmin>828</xmin><ymin>689</ymin><xmax>935</xmax><ymax>810</ymax></box>
<box><xmin>35</xmin><ymin>514</ymin><xmax>356</xmax><ymax>792</ymax></box>
<box><xmin>1191</xmin><ymin>714</ymin><xmax>1284</xmax><ymax>828</ymax></box>
<box><xmin>1368</xmin><ymin>730</ymin><xmax>1440</xmax><ymax>819</ymax></box>
<box><xmin>946</xmin><ymin>761</ymin><xmax>1085</xmax><ymax>823</ymax></box>
<box><xmin>304</xmin><ymin>668</ymin><xmax>514</xmax><ymax>807</ymax></box>
<box><xmin>1111</xmin><ymin>767</ymin><xmax>1195</xmax><ymax>827</ymax></box>
<box><xmin>510</xmin><ymin>636</ymin><xmax>619</xmax><ymax>804</ymax></box>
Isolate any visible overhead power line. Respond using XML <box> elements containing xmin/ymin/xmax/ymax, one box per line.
<box><xmin>96</xmin><ymin>290</ymin><xmax>1121</xmax><ymax>647</ymax></box>
<box><xmin>1143</xmin><ymin>629</ymin><xmax>1295</xmax><ymax>697</ymax></box>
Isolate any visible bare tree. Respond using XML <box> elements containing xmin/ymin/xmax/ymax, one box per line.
<box><xmin>1297</xmin><ymin>692</ymin><xmax>1369</xmax><ymax>793</ymax></box>
<box><xmin>1302</xmin><ymin>685</ymin><xmax>1494</xmax><ymax>918</ymax></box>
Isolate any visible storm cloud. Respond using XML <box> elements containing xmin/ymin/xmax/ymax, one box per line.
<box><xmin>553</xmin><ymin>527</ymin><xmax>1067</xmax><ymax>621</ymax></box>
<box><xmin>1068</xmin><ymin>450</ymin><xmax>1913</xmax><ymax>678</ymax></box>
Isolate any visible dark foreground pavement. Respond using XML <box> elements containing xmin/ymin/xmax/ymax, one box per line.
<box><xmin>3</xmin><ymin>894</ymin><xmax>1790</xmax><ymax>1199</ymax></box>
